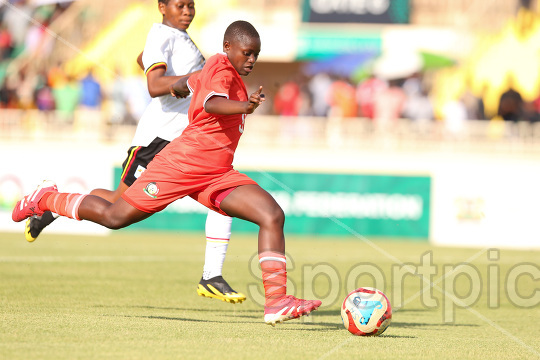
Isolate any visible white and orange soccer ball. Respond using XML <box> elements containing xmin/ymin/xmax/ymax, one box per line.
<box><xmin>341</xmin><ymin>287</ymin><xmax>392</xmax><ymax>336</ymax></box>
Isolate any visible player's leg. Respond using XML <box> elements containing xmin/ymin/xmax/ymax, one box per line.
<box><xmin>24</xmin><ymin>182</ymin><xmax>130</xmax><ymax>242</ymax></box>
<box><xmin>218</xmin><ymin>184</ymin><xmax>321</xmax><ymax>325</ymax></box>
<box><xmin>197</xmin><ymin>210</ymin><xmax>246</xmax><ymax>304</ymax></box>
<box><xmin>13</xmin><ymin>180</ymin><xmax>150</xmax><ymax>229</ymax></box>
<box><xmin>24</xmin><ymin>140</ymin><xmax>164</xmax><ymax>242</ymax></box>
<box><xmin>76</xmin><ymin>196</ymin><xmax>150</xmax><ymax>229</ymax></box>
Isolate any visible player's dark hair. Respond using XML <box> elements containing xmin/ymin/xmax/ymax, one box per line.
<box><xmin>223</xmin><ymin>20</ymin><xmax>259</xmax><ymax>44</ymax></box>
<box><xmin>158</xmin><ymin>0</ymin><xmax>170</xmax><ymax>5</ymax></box>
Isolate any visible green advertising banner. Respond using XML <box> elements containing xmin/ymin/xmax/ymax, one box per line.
<box><xmin>116</xmin><ymin>168</ymin><xmax>430</xmax><ymax>239</ymax></box>
<box><xmin>296</xmin><ymin>28</ymin><xmax>382</xmax><ymax>60</ymax></box>
<box><xmin>301</xmin><ymin>0</ymin><xmax>410</xmax><ymax>24</ymax></box>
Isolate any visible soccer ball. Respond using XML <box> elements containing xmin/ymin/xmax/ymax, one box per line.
<box><xmin>341</xmin><ymin>287</ymin><xmax>392</xmax><ymax>336</ymax></box>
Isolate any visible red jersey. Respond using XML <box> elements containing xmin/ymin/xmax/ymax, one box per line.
<box><xmin>122</xmin><ymin>53</ymin><xmax>257</xmax><ymax>215</ymax></box>
<box><xmin>156</xmin><ymin>53</ymin><xmax>247</xmax><ymax>175</ymax></box>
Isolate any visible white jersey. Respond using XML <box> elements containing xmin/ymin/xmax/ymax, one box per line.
<box><xmin>131</xmin><ymin>23</ymin><xmax>205</xmax><ymax>147</ymax></box>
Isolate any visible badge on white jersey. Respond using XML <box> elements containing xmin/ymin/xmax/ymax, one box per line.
<box><xmin>135</xmin><ymin>165</ymin><xmax>146</xmax><ymax>179</ymax></box>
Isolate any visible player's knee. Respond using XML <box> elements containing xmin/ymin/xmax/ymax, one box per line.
<box><xmin>100</xmin><ymin>219</ymin><xmax>124</xmax><ymax>230</ymax></box>
<box><xmin>261</xmin><ymin>204</ymin><xmax>285</xmax><ymax>229</ymax></box>
<box><xmin>105</xmin><ymin>221</ymin><xmax>125</xmax><ymax>230</ymax></box>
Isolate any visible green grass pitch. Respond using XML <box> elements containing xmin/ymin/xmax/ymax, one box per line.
<box><xmin>1</xmin><ymin>230</ymin><xmax>539</xmax><ymax>359</ymax></box>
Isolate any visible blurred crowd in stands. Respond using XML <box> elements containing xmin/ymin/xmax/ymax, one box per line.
<box><xmin>2</xmin><ymin>0</ymin><xmax>540</xmax><ymax>134</ymax></box>
<box><xmin>267</xmin><ymin>71</ymin><xmax>540</xmax><ymax>137</ymax></box>
<box><xmin>0</xmin><ymin>0</ymin><xmax>151</xmax><ymax>125</ymax></box>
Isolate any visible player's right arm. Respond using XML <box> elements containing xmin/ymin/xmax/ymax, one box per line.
<box><xmin>146</xmin><ymin>67</ymin><xmax>202</xmax><ymax>98</ymax></box>
<box><xmin>205</xmin><ymin>86</ymin><xmax>265</xmax><ymax>115</ymax></box>
<box><xmin>146</xmin><ymin>67</ymin><xmax>186</xmax><ymax>98</ymax></box>
<box><xmin>137</xmin><ymin>51</ymin><xmax>144</xmax><ymax>71</ymax></box>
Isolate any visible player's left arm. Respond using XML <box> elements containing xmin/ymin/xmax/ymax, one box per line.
<box><xmin>205</xmin><ymin>86</ymin><xmax>265</xmax><ymax>115</ymax></box>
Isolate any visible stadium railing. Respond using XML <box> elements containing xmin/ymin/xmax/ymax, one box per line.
<box><xmin>2</xmin><ymin>109</ymin><xmax>540</xmax><ymax>155</ymax></box>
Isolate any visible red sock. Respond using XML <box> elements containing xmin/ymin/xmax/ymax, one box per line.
<box><xmin>38</xmin><ymin>192</ymin><xmax>54</xmax><ymax>211</ymax></box>
<box><xmin>38</xmin><ymin>192</ymin><xmax>87</xmax><ymax>220</ymax></box>
<box><xmin>259</xmin><ymin>251</ymin><xmax>287</xmax><ymax>307</ymax></box>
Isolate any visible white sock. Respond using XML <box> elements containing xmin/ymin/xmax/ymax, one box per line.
<box><xmin>202</xmin><ymin>210</ymin><xmax>233</xmax><ymax>280</ymax></box>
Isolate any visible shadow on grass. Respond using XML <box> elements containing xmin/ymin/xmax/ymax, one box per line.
<box><xmin>102</xmin><ymin>310</ymin><xmax>344</xmax><ymax>328</ymax></box>
<box><xmin>275</xmin><ymin>323</ymin><xmax>418</xmax><ymax>337</ymax></box>
<box><xmin>276</xmin><ymin>323</ymin><xmax>343</xmax><ymax>331</ymax></box>
<box><xmin>279</xmin><ymin>308</ymin><xmax>479</xmax><ymax>333</ymax></box>
<box><xmin>109</xmin><ymin>314</ymin><xmax>340</xmax><ymax>328</ymax></box>
<box><xmin>93</xmin><ymin>304</ymin><xmax>261</xmax><ymax>313</ymax></box>
<box><xmin>100</xmin><ymin>305</ymin><xmax>451</xmax><ymax>331</ymax></box>
<box><xmin>106</xmin><ymin>314</ymin><xmax>261</xmax><ymax>324</ymax></box>
<box><xmin>96</xmin><ymin>303</ymin><xmax>266</xmax><ymax>323</ymax></box>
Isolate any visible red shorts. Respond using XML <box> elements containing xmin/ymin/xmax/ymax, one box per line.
<box><xmin>122</xmin><ymin>160</ymin><xmax>257</xmax><ymax>216</ymax></box>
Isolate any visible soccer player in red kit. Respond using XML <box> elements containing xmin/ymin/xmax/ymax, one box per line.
<box><xmin>27</xmin><ymin>0</ymin><xmax>245</xmax><ymax>304</ymax></box>
<box><xmin>12</xmin><ymin>20</ymin><xmax>321</xmax><ymax>325</ymax></box>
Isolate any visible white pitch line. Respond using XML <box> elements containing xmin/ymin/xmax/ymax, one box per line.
<box><xmin>0</xmin><ymin>256</ymin><xmax>182</xmax><ymax>263</ymax></box>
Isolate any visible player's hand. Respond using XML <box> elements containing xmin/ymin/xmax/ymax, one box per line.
<box><xmin>170</xmin><ymin>85</ymin><xmax>190</xmax><ymax>98</ymax></box>
<box><xmin>246</xmin><ymin>86</ymin><xmax>265</xmax><ymax>114</ymax></box>
<box><xmin>169</xmin><ymin>76</ymin><xmax>191</xmax><ymax>98</ymax></box>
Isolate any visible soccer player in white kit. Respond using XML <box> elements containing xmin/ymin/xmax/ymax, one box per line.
<box><xmin>25</xmin><ymin>0</ymin><xmax>245</xmax><ymax>304</ymax></box>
